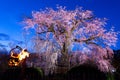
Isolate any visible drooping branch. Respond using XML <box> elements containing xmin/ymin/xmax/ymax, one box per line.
<box><xmin>22</xmin><ymin>6</ymin><xmax>119</xmax><ymax>73</ymax></box>
<box><xmin>74</xmin><ymin>35</ymin><xmax>101</xmax><ymax>44</ymax></box>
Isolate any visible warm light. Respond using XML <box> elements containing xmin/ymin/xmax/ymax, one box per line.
<box><xmin>8</xmin><ymin>48</ymin><xmax>30</xmax><ymax>66</ymax></box>
<box><xmin>18</xmin><ymin>49</ymin><xmax>29</xmax><ymax>61</ymax></box>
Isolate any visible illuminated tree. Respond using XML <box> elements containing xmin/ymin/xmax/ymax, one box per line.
<box><xmin>22</xmin><ymin>6</ymin><xmax>119</xmax><ymax>74</ymax></box>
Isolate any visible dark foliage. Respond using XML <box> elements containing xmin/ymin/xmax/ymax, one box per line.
<box><xmin>109</xmin><ymin>50</ymin><xmax>120</xmax><ymax>80</ymax></box>
<box><xmin>25</xmin><ymin>67</ymin><xmax>43</xmax><ymax>80</ymax></box>
<box><xmin>66</xmin><ymin>64</ymin><xmax>107</xmax><ymax>80</ymax></box>
<box><xmin>2</xmin><ymin>67</ymin><xmax>21</xmax><ymax>80</ymax></box>
<box><xmin>1</xmin><ymin>50</ymin><xmax>120</xmax><ymax>80</ymax></box>
<box><xmin>1</xmin><ymin>67</ymin><xmax>43</xmax><ymax>80</ymax></box>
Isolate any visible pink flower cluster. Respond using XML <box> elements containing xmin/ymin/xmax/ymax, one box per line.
<box><xmin>23</xmin><ymin>6</ymin><xmax>119</xmax><ymax>73</ymax></box>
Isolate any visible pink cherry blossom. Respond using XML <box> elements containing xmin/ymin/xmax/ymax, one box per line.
<box><xmin>22</xmin><ymin>6</ymin><xmax>119</xmax><ymax>73</ymax></box>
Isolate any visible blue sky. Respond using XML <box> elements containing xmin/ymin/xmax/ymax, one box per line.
<box><xmin>0</xmin><ymin>0</ymin><xmax>120</xmax><ymax>50</ymax></box>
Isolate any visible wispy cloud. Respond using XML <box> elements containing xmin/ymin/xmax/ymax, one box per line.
<box><xmin>0</xmin><ymin>33</ymin><xmax>25</xmax><ymax>50</ymax></box>
<box><xmin>0</xmin><ymin>33</ymin><xmax>10</xmax><ymax>41</ymax></box>
<box><xmin>0</xmin><ymin>43</ymin><xmax>7</xmax><ymax>47</ymax></box>
<box><xmin>12</xmin><ymin>40</ymin><xmax>24</xmax><ymax>45</ymax></box>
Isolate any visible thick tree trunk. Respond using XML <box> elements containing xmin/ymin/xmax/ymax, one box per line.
<box><xmin>60</xmin><ymin>42</ymin><xmax>70</xmax><ymax>69</ymax></box>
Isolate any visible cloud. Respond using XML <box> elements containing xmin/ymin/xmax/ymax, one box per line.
<box><xmin>13</xmin><ymin>40</ymin><xmax>24</xmax><ymax>45</ymax></box>
<box><xmin>0</xmin><ymin>43</ymin><xmax>8</xmax><ymax>54</ymax></box>
<box><xmin>8</xmin><ymin>40</ymin><xmax>24</xmax><ymax>48</ymax></box>
<box><xmin>0</xmin><ymin>33</ymin><xmax>10</xmax><ymax>41</ymax></box>
<box><xmin>0</xmin><ymin>43</ymin><xmax>7</xmax><ymax>47</ymax></box>
<box><xmin>0</xmin><ymin>33</ymin><xmax>24</xmax><ymax>50</ymax></box>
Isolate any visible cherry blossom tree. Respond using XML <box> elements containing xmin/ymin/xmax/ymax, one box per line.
<box><xmin>22</xmin><ymin>6</ymin><xmax>119</xmax><ymax>74</ymax></box>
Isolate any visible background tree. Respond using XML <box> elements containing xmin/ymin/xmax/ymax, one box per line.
<box><xmin>0</xmin><ymin>48</ymin><xmax>9</xmax><ymax>73</ymax></box>
<box><xmin>22</xmin><ymin>6</ymin><xmax>119</xmax><ymax>74</ymax></box>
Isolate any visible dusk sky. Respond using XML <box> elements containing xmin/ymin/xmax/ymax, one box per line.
<box><xmin>0</xmin><ymin>0</ymin><xmax>120</xmax><ymax>50</ymax></box>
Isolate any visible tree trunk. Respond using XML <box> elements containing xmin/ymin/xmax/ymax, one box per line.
<box><xmin>60</xmin><ymin>42</ymin><xmax>70</xmax><ymax>69</ymax></box>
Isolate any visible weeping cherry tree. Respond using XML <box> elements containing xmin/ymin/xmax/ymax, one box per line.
<box><xmin>22</xmin><ymin>6</ymin><xmax>119</xmax><ymax>74</ymax></box>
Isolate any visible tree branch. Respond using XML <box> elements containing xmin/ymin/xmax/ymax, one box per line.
<box><xmin>36</xmin><ymin>30</ymin><xmax>52</xmax><ymax>34</ymax></box>
<box><xmin>74</xmin><ymin>35</ymin><xmax>100</xmax><ymax>43</ymax></box>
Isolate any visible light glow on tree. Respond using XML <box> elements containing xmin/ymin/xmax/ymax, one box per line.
<box><xmin>22</xmin><ymin>6</ymin><xmax>119</xmax><ymax>74</ymax></box>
